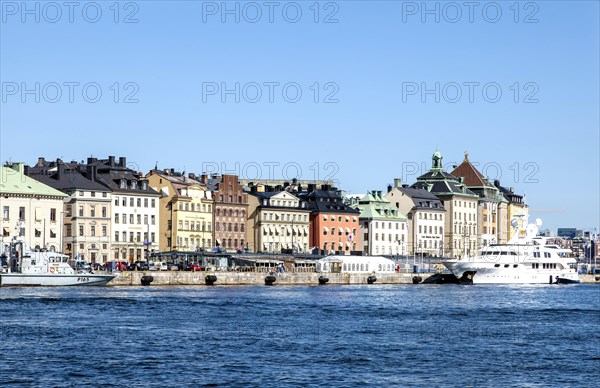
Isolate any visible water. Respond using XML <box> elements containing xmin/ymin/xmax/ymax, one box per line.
<box><xmin>1</xmin><ymin>284</ymin><xmax>599</xmax><ymax>387</ymax></box>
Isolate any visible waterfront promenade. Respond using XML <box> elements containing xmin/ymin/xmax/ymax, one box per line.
<box><xmin>108</xmin><ymin>271</ymin><xmax>600</xmax><ymax>286</ymax></box>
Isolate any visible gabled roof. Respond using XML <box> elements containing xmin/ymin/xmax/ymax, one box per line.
<box><xmin>26</xmin><ymin>164</ymin><xmax>108</xmax><ymax>192</ymax></box>
<box><xmin>1</xmin><ymin>165</ymin><xmax>68</xmax><ymax>198</ymax></box>
<box><xmin>450</xmin><ymin>153</ymin><xmax>494</xmax><ymax>188</ymax></box>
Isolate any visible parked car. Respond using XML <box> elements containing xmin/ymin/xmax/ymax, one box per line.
<box><xmin>159</xmin><ymin>262</ymin><xmax>168</xmax><ymax>271</ymax></box>
<box><xmin>148</xmin><ymin>262</ymin><xmax>158</xmax><ymax>271</ymax></box>
<box><xmin>185</xmin><ymin>262</ymin><xmax>203</xmax><ymax>271</ymax></box>
<box><xmin>169</xmin><ymin>263</ymin><xmax>180</xmax><ymax>271</ymax></box>
<box><xmin>117</xmin><ymin>261</ymin><xmax>128</xmax><ymax>271</ymax></box>
<box><xmin>127</xmin><ymin>262</ymin><xmax>138</xmax><ymax>271</ymax></box>
<box><xmin>138</xmin><ymin>262</ymin><xmax>149</xmax><ymax>271</ymax></box>
<box><xmin>75</xmin><ymin>261</ymin><xmax>91</xmax><ymax>271</ymax></box>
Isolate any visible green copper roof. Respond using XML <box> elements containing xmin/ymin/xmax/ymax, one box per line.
<box><xmin>351</xmin><ymin>194</ymin><xmax>407</xmax><ymax>221</ymax></box>
<box><xmin>0</xmin><ymin>165</ymin><xmax>68</xmax><ymax>198</ymax></box>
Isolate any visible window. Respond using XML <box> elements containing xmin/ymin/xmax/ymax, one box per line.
<box><xmin>102</xmin><ymin>226</ymin><xmax>107</xmax><ymax>237</ymax></box>
<box><xmin>91</xmin><ymin>191</ymin><xmax>95</xmax><ymax>197</ymax></box>
<box><xmin>130</xmin><ymin>232</ymin><xmax>134</xmax><ymax>242</ymax></box>
<box><xmin>144</xmin><ymin>215</ymin><xmax>148</xmax><ymax>225</ymax></box>
<box><xmin>129</xmin><ymin>214</ymin><xmax>134</xmax><ymax>224</ymax></box>
<box><xmin>79</xmin><ymin>225</ymin><xmax>84</xmax><ymax>236</ymax></box>
<box><xmin>122</xmin><ymin>198</ymin><xmax>127</xmax><ymax>206</ymax></box>
<box><xmin>151</xmin><ymin>199</ymin><xmax>156</xmax><ymax>207</ymax></box>
<box><xmin>103</xmin><ymin>192</ymin><xmax>107</xmax><ymax>198</ymax></box>
<box><xmin>65</xmin><ymin>225</ymin><xmax>72</xmax><ymax>237</ymax></box>
<box><xmin>115</xmin><ymin>231</ymin><xmax>119</xmax><ymax>242</ymax></box>
<box><xmin>90</xmin><ymin>225</ymin><xmax>95</xmax><ymax>236</ymax></box>
<box><xmin>130</xmin><ymin>198</ymin><xmax>134</xmax><ymax>207</ymax></box>
<box><xmin>102</xmin><ymin>207</ymin><xmax>107</xmax><ymax>218</ymax></box>
<box><xmin>137</xmin><ymin>198</ymin><xmax>142</xmax><ymax>207</ymax></box>
<box><xmin>144</xmin><ymin>198</ymin><xmax>148</xmax><ymax>207</ymax></box>
<box><xmin>151</xmin><ymin>215</ymin><xmax>155</xmax><ymax>225</ymax></box>
<box><xmin>122</xmin><ymin>214</ymin><xmax>127</xmax><ymax>224</ymax></box>
<box><xmin>79</xmin><ymin>206</ymin><xmax>84</xmax><ymax>217</ymax></box>
<box><xmin>122</xmin><ymin>231</ymin><xmax>126</xmax><ymax>242</ymax></box>
<box><xmin>115</xmin><ymin>197</ymin><xmax>119</xmax><ymax>206</ymax></box>
<box><xmin>90</xmin><ymin>206</ymin><xmax>96</xmax><ymax>217</ymax></box>
<box><xmin>79</xmin><ymin>190</ymin><xmax>84</xmax><ymax>196</ymax></box>
<box><xmin>137</xmin><ymin>215</ymin><xmax>141</xmax><ymax>224</ymax></box>
<box><xmin>49</xmin><ymin>208</ymin><xmax>57</xmax><ymax>222</ymax></box>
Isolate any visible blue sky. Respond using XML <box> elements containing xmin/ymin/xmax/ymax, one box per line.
<box><xmin>1</xmin><ymin>0</ymin><xmax>598</xmax><ymax>232</ymax></box>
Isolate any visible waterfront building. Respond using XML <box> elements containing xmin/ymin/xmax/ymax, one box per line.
<box><xmin>300</xmin><ymin>184</ymin><xmax>361</xmax><ymax>255</ymax></box>
<box><xmin>349</xmin><ymin>191</ymin><xmax>408</xmax><ymax>256</ymax></box>
<box><xmin>204</xmin><ymin>174</ymin><xmax>249</xmax><ymax>252</ymax></box>
<box><xmin>88</xmin><ymin>157</ymin><xmax>160</xmax><ymax>262</ymax></box>
<box><xmin>494</xmin><ymin>179</ymin><xmax>528</xmax><ymax>241</ymax></box>
<box><xmin>451</xmin><ymin>153</ymin><xmax>509</xmax><ymax>247</ymax></box>
<box><xmin>246</xmin><ymin>186</ymin><xmax>310</xmax><ymax>253</ymax></box>
<box><xmin>412</xmin><ymin>151</ymin><xmax>479</xmax><ymax>258</ymax></box>
<box><xmin>26</xmin><ymin>158</ymin><xmax>112</xmax><ymax>263</ymax></box>
<box><xmin>1</xmin><ymin>163</ymin><xmax>67</xmax><ymax>252</ymax></box>
<box><xmin>147</xmin><ymin>169</ymin><xmax>213</xmax><ymax>252</ymax></box>
<box><xmin>384</xmin><ymin>179</ymin><xmax>445</xmax><ymax>257</ymax></box>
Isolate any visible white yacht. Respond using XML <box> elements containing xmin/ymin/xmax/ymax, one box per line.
<box><xmin>443</xmin><ymin>219</ymin><xmax>579</xmax><ymax>284</ymax></box>
<box><xmin>0</xmin><ymin>243</ymin><xmax>116</xmax><ymax>287</ymax></box>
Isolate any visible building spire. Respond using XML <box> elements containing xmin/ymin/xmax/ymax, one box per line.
<box><xmin>464</xmin><ymin>150</ymin><xmax>469</xmax><ymax>162</ymax></box>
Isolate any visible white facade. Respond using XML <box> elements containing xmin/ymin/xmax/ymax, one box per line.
<box><xmin>316</xmin><ymin>255</ymin><xmax>396</xmax><ymax>273</ymax></box>
<box><xmin>1</xmin><ymin>165</ymin><xmax>67</xmax><ymax>252</ymax></box>
<box><xmin>111</xmin><ymin>192</ymin><xmax>160</xmax><ymax>261</ymax></box>
<box><xmin>361</xmin><ymin>219</ymin><xmax>408</xmax><ymax>256</ymax></box>
<box><xmin>63</xmin><ymin>189</ymin><xmax>112</xmax><ymax>263</ymax></box>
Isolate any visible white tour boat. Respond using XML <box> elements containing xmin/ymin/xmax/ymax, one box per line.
<box><xmin>442</xmin><ymin>219</ymin><xmax>579</xmax><ymax>284</ymax></box>
<box><xmin>0</xmin><ymin>243</ymin><xmax>115</xmax><ymax>287</ymax></box>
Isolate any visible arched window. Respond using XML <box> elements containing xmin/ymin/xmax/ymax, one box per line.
<box><xmin>229</xmin><ymin>209</ymin><xmax>233</xmax><ymax>217</ymax></box>
<box><xmin>228</xmin><ymin>223</ymin><xmax>232</xmax><ymax>232</ymax></box>
<box><xmin>234</xmin><ymin>224</ymin><xmax>238</xmax><ymax>232</ymax></box>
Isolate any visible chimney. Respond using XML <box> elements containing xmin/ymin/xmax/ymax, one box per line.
<box><xmin>188</xmin><ymin>173</ymin><xmax>196</xmax><ymax>180</ymax></box>
<box><xmin>387</xmin><ymin>184</ymin><xmax>393</xmax><ymax>193</ymax></box>
<box><xmin>37</xmin><ymin>157</ymin><xmax>46</xmax><ymax>167</ymax></box>
<box><xmin>86</xmin><ymin>164</ymin><xmax>97</xmax><ymax>182</ymax></box>
<box><xmin>394</xmin><ymin>178</ymin><xmax>402</xmax><ymax>188</ymax></box>
<box><xmin>56</xmin><ymin>159</ymin><xmax>64</xmax><ymax>180</ymax></box>
<box><xmin>87</xmin><ymin>157</ymin><xmax>98</xmax><ymax>165</ymax></box>
<box><xmin>108</xmin><ymin>156</ymin><xmax>116</xmax><ymax>167</ymax></box>
<box><xmin>118</xmin><ymin>157</ymin><xmax>126</xmax><ymax>168</ymax></box>
<box><xmin>402</xmin><ymin>184</ymin><xmax>409</xmax><ymax>188</ymax></box>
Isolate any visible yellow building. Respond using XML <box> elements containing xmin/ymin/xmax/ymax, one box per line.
<box><xmin>495</xmin><ymin>182</ymin><xmax>529</xmax><ymax>241</ymax></box>
<box><xmin>148</xmin><ymin>170</ymin><xmax>213</xmax><ymax>252</ymax></box>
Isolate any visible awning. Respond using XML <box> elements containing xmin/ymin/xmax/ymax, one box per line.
<box><xmin>323</xmin><ymin>227</ymin><xmax>329</xmax><ymax>233</ymax></box>
<box><xmin>352</xmin><ymin>217</ymin><xmax>357</xmax><ymax>222</ymax></box>
<box><xmin>345</xmin><ymin>228</ymin><xmax>351</xmax><ymax>234</ymax></box>
<box><xmin>345</xmin><ymin>216</ymin><xmax>349</xmax><ymax>221</ymax></box>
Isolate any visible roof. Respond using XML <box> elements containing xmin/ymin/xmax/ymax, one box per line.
<box><xmin>393</xmin><ymin>187</ymin><xmax>446</xmax><ymax>211</ymax></box>
<box><xmin>450</xmin><ymin>154</ymin><xmax>494</xmax><ymax>188</ymax></box>
<box><xmin>1</xmin><ymin>165</ymin><xmax>68</xmax><ymax>198</ymax></box>
<box><xmin>351</xmin><ymin>193</ymin><xmax>407</xmax><ymax>220</ymax></box>
<box><xmin>26</xmin><ymin>165</ymin><xmax>108</xmax><ymax>192</ymax></box>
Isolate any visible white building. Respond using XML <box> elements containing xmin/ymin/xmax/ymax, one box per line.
<box><xmin>1</xmin><ymin>164</ymin><xmax>67</xmax><ymax>252</ymax></box>
<box><xmin>348</xmin><ymin>191</ymin><xmax>408</xmax><ymax>256</ymax></box>
<box><xmin>385</xmin><ymin>179</ymin><xmax>446</xmax><ymax>257</ymax></box>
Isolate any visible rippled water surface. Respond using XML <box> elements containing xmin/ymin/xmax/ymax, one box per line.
<box><xmin>1</xmin><ymin>284</ymin><xmax>599</xmax><ymax>387</ymax></box>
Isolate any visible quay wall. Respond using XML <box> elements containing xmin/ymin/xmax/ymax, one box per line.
<box><xmin>109</xmin><ymin>271</ymin><xmax>420</xmax><ymax>286</ymax></box>
<box><xmin>108</xmin><ymin>271</ymin><xmax>600</xmax><ymax>286</ymax></box>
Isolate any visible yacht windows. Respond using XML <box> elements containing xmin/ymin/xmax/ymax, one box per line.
<box><xmin>504</xmin><ymin>264</ymin><xmax>509</xmax><ymax>268</ymax></box>
<box><xmin>494</xmin><ymin>264</ymin><xmax>500</xmax><ymax>267</ymax></box>
<box><xmin>513</xmin><ymin>264</ymin><xmax>518</xmax><ymax>268</ymax></box>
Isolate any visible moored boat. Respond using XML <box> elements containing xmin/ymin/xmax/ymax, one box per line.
<box><xmin>0</xmin><ymin>243</ymin><xmax>115</xmax><ymax>287</ymax></box>
<box><xmin>442</xmin><ymin>219</ymin><xmax>580</xmax><ymax>285</ymax></box>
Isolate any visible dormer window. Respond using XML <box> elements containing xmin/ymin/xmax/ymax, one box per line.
<box><xmin>141</xmin><ymin>181</ymin><xmax>148</xmax><ymax>190</ymax></box>
<box><xmin>131</xmin><ymin>181</ymin><xmax>137</xmax><ymax>190</ymax></box>
<box><xmin>119</xmin><ymin>179</ymin><xmax>126</xmax><ymax>189</ymax></box>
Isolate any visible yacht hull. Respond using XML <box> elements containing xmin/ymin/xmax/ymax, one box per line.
<box><xmin>0</xmin><ymin>273</ymin><xmax>116</xmax><ymax>287</ymax></box>
<box><xmin>443</xmin><ymin>261</ymin><xmax>579</xmax><ymax>285</ymax></box>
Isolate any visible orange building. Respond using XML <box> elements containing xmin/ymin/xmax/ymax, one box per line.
<box><xmin>301</xmin><ymin>185</ymin><xmax>361</xmax><ymax>254</ymax></box>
